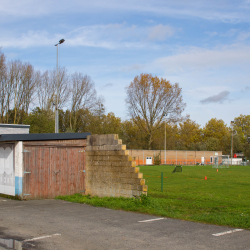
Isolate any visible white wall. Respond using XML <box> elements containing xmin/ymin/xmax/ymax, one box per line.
<box><xmin>14</xmin><ymin>141</ymin><xmax>23</xmax><ymax>196</ymax></box>
<box><xmin>0</xmin><ymin>124</ymin><xmax>30</xmax><ymax>134</ymax></box>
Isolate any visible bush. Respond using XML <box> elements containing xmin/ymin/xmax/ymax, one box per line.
<box><xmin>153</xmin><ymin>152</ymin><xmax>161</xmax><ymax>165</ymax></box>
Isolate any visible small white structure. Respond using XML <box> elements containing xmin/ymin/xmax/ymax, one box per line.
<box><xmin>0</xmin><ymin>124</ymin><xmax>30</xmax><ymax>134</ymax></box>
<box><xmin>228</xmin><ymin>158</ymin><xmax>242</xmax><ymax>165</ymax></box>
<box><xmin>0</xmin><ymin>124</ymin><xmax>30</xmax><ymax>196</ymax></box>
<box><xmin>201</xmin><ymin>157</ymin><xmax>204</xmax><ymax>165</ymax></box>
<box><xmin>146</xmin><ymin>157</ymin><xmax>152</xmax><ymax>165</ymax></box>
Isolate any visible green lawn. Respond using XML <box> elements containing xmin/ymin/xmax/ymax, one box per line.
<box><xmin>140</xmin><ymin>165</ymin><xmax>250</xmax><ymax>228</ymax></box>
<box><xmin>57</xmin><ymin>165</ymin><xmax>250</xmax><ymax>229</ymax></box>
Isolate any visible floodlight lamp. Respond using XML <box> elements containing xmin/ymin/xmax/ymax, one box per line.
<box><xmin>59</xmin><ymin>39</ymin><xmax>65</xmax><ymax>44</ymax></box>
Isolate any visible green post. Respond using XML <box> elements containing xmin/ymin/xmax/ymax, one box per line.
<box><xmin>161</xmin><ymin>172</ymin><xmax>163</xmax><ymax>192</ymax></box>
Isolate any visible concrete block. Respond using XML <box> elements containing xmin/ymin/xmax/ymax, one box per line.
<box><xmin>113</xmin><ymin>144</ymin><xmax>126</xmax><ymax>151</ymax></box>
<box><xmin>134</xmin><ymin>167</ymin><xmax>139</xmax><ymax>173</ymax></box>
<box><xmin>132</xmin><ymin>190</ymin><xmax>141</xmax><ymax>197</ymax></box>
<box><xmin>123</xmin><ymin>184</ymin><xmax>132</xmax><ymax>190</ymax></box>
<box><xmin>140</xmin><ymin>179</ymin><xmax>145</xmax><ymax>185</ymax></box>
<box><xmin>132</xmin><ymin>173</ymin><xmax>143</xmax><ymax>179</ymax></box>
<box><xmin>111</xmin><ymin>161</ymin><xmax>121</xmax><ymax>167</ymax></box>
<box><xmin>138</xmin><ymin>185</ymin><xmax>148</xmax><ymax>192</ymax></box>
<box><xmin>113</xmin><ymin>139</ymin><xmax>122</xmax><ymax>145</ymax></box>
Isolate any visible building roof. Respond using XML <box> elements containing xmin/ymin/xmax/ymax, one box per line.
<box><xmin>0</xmin><ymin>124</ymin><xmax>30</xmax><ymax>128</ymax></box>
<box><xmin>0</xmin><ymin>132</ymin><xmax>91</xmax><ymax>142</ymax></box>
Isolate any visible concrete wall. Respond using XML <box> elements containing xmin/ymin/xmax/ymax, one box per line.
<box><xmin>85</xmin><ymin>134</ymin><xmax>147</xmax><ymax>198</ymax></box>
<box><xmin>128</xmin><ymin>149</ymin><xmax>223</xmax><ymax>165</ymax></box>
<box><xmin>14</xmin><ymin>141</ymin><xmax>23</xmax><ymax>196</ymax></box>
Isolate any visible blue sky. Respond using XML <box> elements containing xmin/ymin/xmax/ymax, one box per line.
<box><xmin>1</xmin><ymin>0</ymin><xmax>250</xmax><ymax>127</ymax></box>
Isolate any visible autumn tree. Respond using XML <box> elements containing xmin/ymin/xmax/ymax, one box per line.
<box><xmin>126</xmin><ymin>73</ymin><xmax>186</xmax><ymax>149</ymax></box>
<box><xmin>234</xmin><ymin>115</ymin><xmax>250</xmax><ymax>142</ymax></box>
<box><xmin>120</xmin><ymin>119</ymin><xmax>149</xmax><ymax>149</ymax></box>
<box><xmin>233</xmin><ymin>115</ymin><xmax>250</xmax><ymax>159</ymax></box>
<box><xmin>202</xmin><ymin>118</ymin><xmax>230</xmax><ymax>153</ymax></box>
<box><xmin>179</xmin><ymin>118</ymin><xmax>202</xmax><ymax>150</ymax></box>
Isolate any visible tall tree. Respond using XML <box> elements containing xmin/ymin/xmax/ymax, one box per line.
<box><xmin>234</xmin><ymin>115</ymin><xmax>250</xmax><ymax>142</ymax></box>
<box><xmin>37</xmin><ymin>68</ymin><xmax>69</xmax><ymax>112</ymax></box>
<box><xmin>179</xmin><ymin>119</ymin><xmax>202</xmax><ymax>150</ymax></box>
<box><xmin>68</xmin><ymin>73</ymin><xmax>103</xmax><ymax>132</ymax></box>
<box><xmin>234</xmin><ymin>115</ymin><xmax>250</xmax><ymax>159</ymax></box>
<box><xmin>202</xmin><ymin>118</ymin><xmax>230</xmax><ymax>152</ymax></box>
<box><xmin>126</xmin><ymin>73</ymin><xmax>186</xmax><ymax>149</ymax></box>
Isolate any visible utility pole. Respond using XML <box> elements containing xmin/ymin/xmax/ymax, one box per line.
<box><xmin>164</xmin><ymin>114</ymin><xmax>167</xmax><ymax>165</ymax></box>
<box><xmin>231</xmin><ymin>120</ymin><xmax>234</xmax><ymax>165</ymax></box>
<box><xmin>54</xmin><ymin>39</ymin><xmax>65</xmax><ymax>133</ymax></box>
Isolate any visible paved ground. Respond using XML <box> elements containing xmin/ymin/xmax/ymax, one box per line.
<box><xmin>0</xmin><ymin>197</ymin><xmax>249</xmax><ymax>250</ymax></box>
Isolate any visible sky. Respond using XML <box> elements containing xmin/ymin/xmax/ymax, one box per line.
<box><xmin>1</xmin><ymin>0</ymin><xmax>250</xmax><ymax>127</ymax></box>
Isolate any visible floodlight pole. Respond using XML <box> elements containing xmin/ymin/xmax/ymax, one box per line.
<box><xmin>54</xmin><ymin>39</ymin><xmax>65</xmax><ymax>133</ymax></box>
<box><xmin>164</xmin><ymin>114</ymin><xmax>166</xmax><ymax>165</ymax></box>
<box><xmin>231</xmin><ymin>121</ymin><xmax>234</xmax><ymax>166</ymax></box>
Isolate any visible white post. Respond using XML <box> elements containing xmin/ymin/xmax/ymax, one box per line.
<box><xmin>231</xmin><ymin>121</ymin><xmax>234</xmax><ymax>166</ymax></box>
<box><xmin>165</xmin><ymin>117</ymin><xmax>166</xmax><ymax>164</ymax></box>
<box><xmin>143</xmin><ymin>150</ymin><xmax>144</xmax><ymax>165</ymax></box>
<box><xmin>55</xmin><ymin>44</ymin><xmax>59</xmax><ymax>133</ymax></box>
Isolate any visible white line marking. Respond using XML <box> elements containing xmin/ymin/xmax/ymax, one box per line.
<box><xmin>24</xmin><ymin>233</ymin><xmax>61</xmax><ymax>242</ymax></box>
<box><xmin>212</xmin><ymin>229</ymin><xmax>244</xmax><ymax>237</ymax></box>
<box><xmin>138</xmin><ymin>218</ymin><xmax>165</xmax><ymax>223</ymax></box>
<box><xmin>0</xmin><ymin>200</ymin><xmax>7</xmax><ymax>202</ymax></box>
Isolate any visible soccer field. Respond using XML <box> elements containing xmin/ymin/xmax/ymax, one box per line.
<box><xmin>139</xmin><ymin>165</ymin><xmax>250</xmax><ymax>229</ymax></box>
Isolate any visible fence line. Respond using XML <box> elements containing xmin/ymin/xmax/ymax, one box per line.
<box><xmin>133</xmin><ymin>159</ymin><xmax>212</xmax><ymax>166</ymax></box>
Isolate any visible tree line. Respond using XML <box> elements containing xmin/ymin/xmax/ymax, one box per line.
<box><xmin>0</xmin><ymin>50</ymin><xmax>249</xmax><ymax>158</ymax></box>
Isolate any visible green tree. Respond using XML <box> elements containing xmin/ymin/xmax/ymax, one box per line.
<box><xmin>205</xmin><ymin>137</ymin><xmax>221</xmax><ymax>151</ymax></box>
<box><xmin>234</xmin><ymin>114</ymin><xmax>250</xmax><ymax>143</ymax></box>
<box><xmin>179</xmin><ymin>119</ymin><xmax>202</xmax><ymax>150</ymax></box>
<box><xmin>23</xmin><ymin>107</ymin><xmax>54</xmax><ymax>133</ymax></box>
<box><xmin>203</xmin><ymin>118</ymin><xmax>230</xmax><ymax>152</ymax></box>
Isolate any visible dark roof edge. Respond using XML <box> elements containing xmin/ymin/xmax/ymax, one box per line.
<box><xmin>0</xmin><ymin>124</ymin><xmax>30</xmax><ymax>128</ymax></box>
<box><xmin>0</xmin><ymin>132</ymin><xmax>91</xmax><ymax>142</ymax></box>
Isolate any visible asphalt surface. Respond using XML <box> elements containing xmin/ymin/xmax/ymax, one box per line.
<box><xmin>0</xmin><ymin>197</ymin><xmax>249</xmax><ymax>250</ymax></box>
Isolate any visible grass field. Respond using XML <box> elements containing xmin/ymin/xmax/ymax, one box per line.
<box><xmin>57</xmin><ymin>165</ymin><xmax>250</xmax><ymax>229</ymax></box>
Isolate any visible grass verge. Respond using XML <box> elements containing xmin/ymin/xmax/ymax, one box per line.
<box><xmin>56</xmin><ymin>165</ymin><xmax>250</xmax><ymax>229</ymax></box>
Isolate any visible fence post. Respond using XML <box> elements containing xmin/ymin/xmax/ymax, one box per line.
<box><xmin>161</xmin><ymin>172</ymin><xmax>163</xmax><ymax>192</ymax></box>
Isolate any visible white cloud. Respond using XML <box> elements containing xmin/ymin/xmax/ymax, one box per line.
<box><xmin>237</xmin><ymin>31</ymin><xmax>250</xmax><ymax>41</ymax></box>
<box><xmin>222</xmin><ymin>29</ymin><xmax>238</xmax><ymax>37</ymax></box>
<box><xmin>1</xmin><ymin>0</ymin><xmax>250</xmax><ymax>23</ymax></box>
<box><xmin>0</xmin><ymin>30</ymin><xmax>54</xmax><ymax>48</ymax></box>
<box><xmin>148</xmin><ymin>24</ymin><xmax>174</xmax><ymax>41</ymax></box>
<box><xmin>205</xmin><ymin>31</ymin><xmax>218</xmax><ymax>37</ymax></box>
<box><xmin>152</xmin><ymin>44</ymin><xmax>250</xmax><ymax>74</ymax></box>
<box><xmin>121</xmin><ymin>64</ymin><xmax>144</xmax><ymax>72</ymax></box>
<box><xmin>0</xmin><ymin>23</ymin><xmax>176</xmax><ymax>49</ymax></box>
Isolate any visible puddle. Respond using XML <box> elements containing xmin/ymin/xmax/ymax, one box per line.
<box><xmin>0</xmin><ymin>238</ymin><xmax>30</xmax><ymax>250</ymax></box>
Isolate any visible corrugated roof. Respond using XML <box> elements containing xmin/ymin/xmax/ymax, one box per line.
<box><xmin>0</xmin><ymin>132</ymin><xmax>91</xmax><ymax>142</ymax></box>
